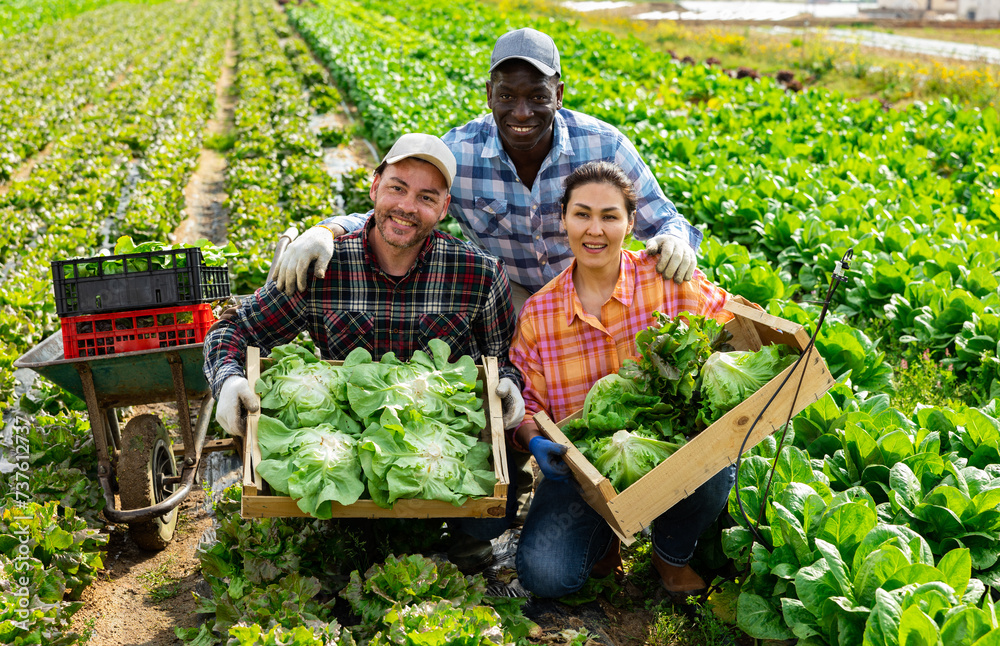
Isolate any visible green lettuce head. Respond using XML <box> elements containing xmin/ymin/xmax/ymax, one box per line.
<box><xmin>580</xmin><ymin>374</ymin><xmax>661</xmax><ymax>432</ymax></box>
<box><xmin>255</xmin><ymin>415</ymin><xmax>365</xmax><ymax>518</ymax></box>
<box><xmin>582</xmin><ymin>429</ymin><xmax>681</xmax><ymax>492</ymax></box>
<box><xmin>255</xmin><ymin>343</ymin><xmax>359</xmax><ymax>433</ymax></box>
<box><xmin>699</xmin><ymin>345</ymin><xmax>798</xmax><ymax>423</ymax></box>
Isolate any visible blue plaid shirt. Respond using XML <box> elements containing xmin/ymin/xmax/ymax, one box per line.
<box><xmin>323</xmin><ymin>109</ymin><xmax>701</xmax><ymax>293</ymax></box>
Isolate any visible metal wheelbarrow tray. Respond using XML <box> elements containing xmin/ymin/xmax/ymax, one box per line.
<box><xmin>13</xmin><ymin>332</ymin><xmax>228</xmax><ymax>550</ymax></box>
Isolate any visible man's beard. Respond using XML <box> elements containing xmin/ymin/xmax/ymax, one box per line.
<box><xmin>374</xmin><ymin>207</ymin><xmax>431</xmax><ymax>249</ymax></box>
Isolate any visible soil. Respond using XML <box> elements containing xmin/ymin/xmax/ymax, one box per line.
<box><xmin>0</xmin><ymin>142</ymin><xmax>55</xmax><ymax>196</ymax></box>
<box><xmin>72</xmin><ymin>488</ymin><xmax>215</xmax><ymax>646</ymax></box>
<box><xmin>174</xmin><ymin>38</ymin><xmax>237</xmax><ymax>247</ymax></box>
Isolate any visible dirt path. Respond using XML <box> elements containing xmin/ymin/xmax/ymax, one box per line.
<box><xmin>74</xmin><ymin>488</ymin><xmax>215</xmax><ymax>646</ymax></box>
<box><xmin>175</xmin><ymin>37</ymin><xmax>237</xmax><ymax>246</ymax></box>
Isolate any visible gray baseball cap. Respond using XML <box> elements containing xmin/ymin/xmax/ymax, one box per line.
<box><xmin>489</xmin><ymin>28</ymin><xmax>560</xmax><ymax>77</ymax></box>
<box><xmin>382</xmin><ymin>133</ymin><xmax>457</xmax><ymax>190</ymax></box>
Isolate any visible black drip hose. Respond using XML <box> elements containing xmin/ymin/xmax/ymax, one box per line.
<box><xmin>734</xmin><ymin>248</ymin><xmax>854</xmax><ymax>552</ymax></box>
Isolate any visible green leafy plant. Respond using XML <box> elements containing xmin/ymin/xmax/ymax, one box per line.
<box><xmin>580</xmin><ymin>429</ymin><xmax>683</xmax><ymax>491</ymax></box>
<box><xmin>309</xmin><ymin>84</ymin><xmax>343</xmax><ymax>113</ymax></box>
<box><xmin>337</xmin><ymin>166</ymin><xmax>375</xmax><ymax>216</ymax></box>
<box><xmin>317</xmin><ymin>124</ymin><xmax>355</xmax><ymax>147</ymax></box>
<box><xmin>892</xmin><ymin>348</ymin><xmax>970</xmax><ymax>414</ymax></box>
<box><xmin>699</xmin><ymin>345</ymin><xmax>798</xmax><ymax>422</ymax></box>
<box><xmin>256</xmin><ymin>416</ymin><xmax>365</xmax><ymax>516</ymax></box>
<box><xmin>341</xmin><ymin>554</ymin><xmax>485</xmax><ymax>629</ymax></box>
<box><xmin>572</xmin><ymin>373</ymin><xmax>662</xmax><ymax>435</ymax></box>
<box><xmin>340</xmin><ymin>554</ymin><xmax>533</xmax><ymax>643</ymax></box>
<box><xmin>139</xmin><ymin>560</ymin><xmax>183</xmax><ymax>602</ymax></box>
<box><xmin>368</xmin><ymin>600</ymin><xmax>507</xmax><ymax>646</ymax></box>
<box><xmin>226</xmin><ymin>622</ymin><xmax>357</xmax><ymax>646</ymax></box>
<box><xmin>255</xmin><ymin>344</ymin><xmax>357</xmax><ymax>432</ymax></box>
<box><xmin>204</xmin><ymin>132</ymin><xmax>237</xmax><ymax>152</ymax></box>
<box><xmin>0</xmin><ymin>502</ymin><xmax>107</xmax><ymax>601</ymax></box>
<box><xmin>255</xmin><ymin>340</ymin><xmax>495</xmax><ymax>513</ymax></box>
<box><xmin>0</xmin><ymin>501</ymin><xmax>108</xmax><ymax>645</ymax></box>
<box><xmin>566</xmin><ymin>312</ymin><xmax>796</xmax><ymax>489</ymax></box>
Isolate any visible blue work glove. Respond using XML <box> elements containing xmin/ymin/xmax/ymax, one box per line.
<box><xmin>529</xmin><ymin>436</ymin><xmax>570</xmax><ymax>482</ymax></box>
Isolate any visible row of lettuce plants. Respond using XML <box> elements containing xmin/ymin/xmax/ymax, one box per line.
<box><xmin>2</xmin><ymin>0</ymin><xmax>363</xmax><ymax>639</ymax></box>
<box><xmin>0</xmin><ymin>3</ymin><xmax>173</xmax><ymax>182</ymax></box>
<box><xmin>0</xmin><ymin>0</ymin><xmax>234</xmax><ymax>411</ymax></box>
<box><xmin>0</xmin><ymin>0</ymin><xmax>163</xmax><ymax>39</ymax></box>
<box><xmin>286</xmin><ymin>0</ymin><xmax>1000</xmax><ymax>642</ymax></box>
<box><xmin>178</xmin><ymin>486</ymin><xmax>535</xmax><ymax>645</ymax></box>
<box><xmin>224</xmin><ymin>0</ymin><xmax>341</xmax><ymax>293</ymax></box>
<box><xmin>0</xmin><ymin>415</ymin><xmax>108</xmax><ymax>644</ymax></box>
<box><xmin>2</xmin><ymin>2</ymin><xmax>236</xmax><ymax>643</ymax></box>
<box><xmin>726</xmin><ymin>386</ymin><xmax>1000</xmax><ymax>644</ymax></box>
<box><xmin>116</xmin><ymin>1</ymin><xmax>231</xmax><ymax>242</ymax></box>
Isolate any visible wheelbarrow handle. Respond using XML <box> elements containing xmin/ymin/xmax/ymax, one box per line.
<box><xmin>265</xmin><ymin>226</ymin><xmax>299</xmax><ymax>284</ymax></box>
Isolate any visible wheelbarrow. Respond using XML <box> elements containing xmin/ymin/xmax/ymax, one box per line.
<box><xmin>12</xmin><ymin>228</ymin><xmax>297</xmax><ymax>550</ymax></box>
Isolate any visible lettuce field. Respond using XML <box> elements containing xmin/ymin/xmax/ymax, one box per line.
<box><xmin>2</xmin><ymin>0</ymin><xmax>1000</xmax><ymax>644</ymax></box>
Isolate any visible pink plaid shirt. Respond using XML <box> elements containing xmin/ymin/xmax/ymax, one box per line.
<box><xmin>509</xmin><ymin>250</ymin><xmax>733</xmax><ymax>447</ymax></box>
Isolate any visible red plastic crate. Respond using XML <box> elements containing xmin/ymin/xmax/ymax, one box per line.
<box><xmin>61</xmin><ymin>304</ymin><xmax>216</xmax><ymax>359</ymax></box>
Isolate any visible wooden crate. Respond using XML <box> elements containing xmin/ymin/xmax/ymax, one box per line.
<box><xmin>534</xmin><ymin>298</ymin><xmax>836</xmax><ymax>545</ymax></box>
<box><xmin>241</xmin><ymin>347</ymin><xmax>509</xmax><ymax>519</ymax></box>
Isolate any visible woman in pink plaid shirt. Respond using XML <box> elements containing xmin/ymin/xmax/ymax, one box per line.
<box><xmin>509</xmin><ymin>161</ymin><xmax>736</xmax><ymax>602</ymax></box>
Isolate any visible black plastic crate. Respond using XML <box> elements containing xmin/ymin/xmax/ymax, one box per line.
<box><xmin>52</xmin><ymin>247</ymin><xmax>231</xmax><ymax>317</ymax></box>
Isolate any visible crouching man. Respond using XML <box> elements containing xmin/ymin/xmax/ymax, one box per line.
<box><xmin>203</xmin><ymin>133</ymin><xmax>524</xmax><ymax>571</ymax></box>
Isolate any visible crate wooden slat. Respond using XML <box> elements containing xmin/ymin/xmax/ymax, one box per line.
<box><xmin>241</xmin><ymin>496</ymin><xmax>509</xmax><ymax>519</ymax></box>
<box><xmin>536</xmin><ymin>299</ymin><xmax>836</xmax><ymax>545</ymax></box>
<box><xmin>483</xmin><ymin>356</ymin><xmax>509</xmax><ymax>501</ymax></box>
<box><xmin>242</xmin><ymin>345</ymin><xmax>263</xmax><ymax>496</ymax></box>
<box><xmin>241</xmin><ymin>349</ymin><xmax>508</xmax><ymax>519</ymax></box>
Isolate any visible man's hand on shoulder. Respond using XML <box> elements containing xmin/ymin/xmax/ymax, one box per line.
<box><xmin>216</xmin><ymin>376</ymin><xmax>260</xmax><ymax>438</ymax></box>
<box><xmin>646</xmin><ymin>234</ymin><xmax>696</xmax><ymax>283</ymax></box>
<box><xmin>274</xmin><ymin>224</ymin><xmax>343</xmax><ymax>296</ymax></box>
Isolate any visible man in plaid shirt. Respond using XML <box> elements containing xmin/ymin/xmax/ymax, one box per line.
<box><xmin>272</xmin><ymin>28</ymin><xmax>701</xmax><ymax>309</ymax></box>
<box><xmin>205</xmin><ymin>133</ymin><xmax>525</xmax><ymax>440</ymax></box>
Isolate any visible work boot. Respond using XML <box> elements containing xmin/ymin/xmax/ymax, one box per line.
<box><xmin>447</xmin><ymin>531</ymin><xmax>494</xmax><ymax>575</ymax></box>
<box><xmin>652</xmin><ymin>552</ymin><xmax>707</xmax><ymax>603</ymax></box>
<box><xmin>590</xmin><ymin>538</ymin><xmax>623</xmax><ymax>579</ymax></box>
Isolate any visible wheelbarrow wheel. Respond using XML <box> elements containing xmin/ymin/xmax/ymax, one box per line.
<box><xmin>119</xmin><ymin>414</ymin><xmax>178</xmax><ymax>551</ymax></box>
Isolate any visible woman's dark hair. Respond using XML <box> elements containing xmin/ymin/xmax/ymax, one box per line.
<box><xmin>560</xmin><ymin>161</ymin><xmax>637</xmax><ymax>218</ymax></box>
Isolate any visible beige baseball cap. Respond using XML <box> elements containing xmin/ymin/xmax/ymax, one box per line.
<box><xmin>382</xmin><ymin>133</ymin><xmax>457</xmax><ymax>190</ymax></box>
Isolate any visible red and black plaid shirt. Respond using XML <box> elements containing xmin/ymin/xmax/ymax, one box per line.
<box><xmin>204</xmin><ymin>220</ymin><xmax>521</xmax><ymax>398</ymax></box>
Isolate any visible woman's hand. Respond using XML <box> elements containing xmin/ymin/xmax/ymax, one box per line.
<box><xmin>529</xmin><ymin>436</ymin><xmax>571</xmax><ymax>482</ymax></box>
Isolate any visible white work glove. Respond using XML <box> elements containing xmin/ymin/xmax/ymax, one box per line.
<box><xmin>274</xmin><ymin>225</ymin><xmax>343</xmax><ymax>296</ymax></box>
<box><xmin>646</xmin><ymin>234</ymin><xmax>697</xmax><ymax>283</ymax></box>
<box><xmin>216</xmin><ymin>376</ymin><xmax>259</xmax><ymax>438</ymax></box>
<box><xmin>495</xmin><ymin>378</ymin><xmax>525</xmax><ymax>430</ymax></box>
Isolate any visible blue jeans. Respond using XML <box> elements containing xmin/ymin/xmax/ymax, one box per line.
<box><xmin>516</xmin><ymin>465</ymin><xmax>735</xmax><ymax>598</ymax></box>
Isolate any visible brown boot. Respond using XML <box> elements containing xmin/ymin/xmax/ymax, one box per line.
<box><xmin>652</xmin><ymin>552</ymin><xmax>707</xmax><ymax>603</ymax></box>
<box><xmin>591</xmin><ymin>538</ymin><xmax>623</xmax><ymax>579</ymax></box>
